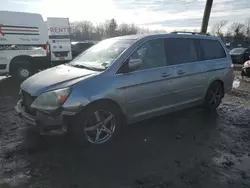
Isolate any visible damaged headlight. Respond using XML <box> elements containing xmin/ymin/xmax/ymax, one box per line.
<box><xmin>31</xmin><ymin>88</ymin><xmax>71</xmax><ymax>111</ymax></box>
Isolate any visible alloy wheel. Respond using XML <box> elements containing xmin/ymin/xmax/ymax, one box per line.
<box><xmin>208</xmin><ymin>83</ymin><xmax>222</xmax><ymax>107</ymax></box>
<box><xmin>83</xmin><ymin>110</ymin><xmax>116</xmax><ymax>144</ymax></box>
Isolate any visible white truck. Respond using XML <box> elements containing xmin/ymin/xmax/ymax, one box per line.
<box><xmin>0</xmin><ymin>11</ymin><xmax>49</xmax><ymax>80</ymax></box>
<box><xmin>47</xmin><ymin>17</ymin><xmax>72</xmax><ymax>64</ymax></box>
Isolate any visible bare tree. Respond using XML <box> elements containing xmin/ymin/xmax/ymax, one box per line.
<box><xmin>211</xmin><ymin>20</ymin><xmax>228</xmax><ymax>37</ymax></box>
<box><xmin>117</xmin><ymin>23</ymin><xmax>138</xmax><ymax>36</ymax></box>
<box><xmin>104</xmin><ymin>18</ymin><xmax>118</xmax><ymax>38</ymax></box>
<box><xmin>228</xmin><ymin>22</ymin><xmax>245</xmax><ymax>37</ymax></box>
<box><xmin>245</xmin><ymin>17</ymin><xmax>250</xmax><ymax>39</ymax></box>
<box><xmin>94</xmin><ymin>23</ymin><xmax>105</xmax><ymax>40</ymax></box>
<box><xmin>70</xmin><ymin>21</ymin><xmax>95</xmax><ymax>40</ymax></box>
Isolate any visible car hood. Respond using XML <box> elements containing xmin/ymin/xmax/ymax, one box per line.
<box><xmin>21</xmin><ymin>64</ymin><xmax>99</xmax><ymax>96</ymax></box>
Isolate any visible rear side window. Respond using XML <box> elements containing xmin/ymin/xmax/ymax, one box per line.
<box><xmin>165</xmin><ymin>38</ymin><xmax>198</xmax><ymax>65</ymax></box>
<box><xmin>199</xmin><ymin>39</ymin><xmax>226</xmax><ymax>60</ymax></box>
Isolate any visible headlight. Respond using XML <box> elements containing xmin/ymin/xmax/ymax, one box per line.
<box><xmin>31</xmin><ymin>88</ymin><xmax>71</xmax><ymax>111</ymax></box>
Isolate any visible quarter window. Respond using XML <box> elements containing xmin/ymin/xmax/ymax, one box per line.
<box><xmin>165</xmin><ymin>38</ymin><xmax>198</xmax><ymax>65</ymax></box>
<box><xmin>130</xmin><ymin>39</ymin><xmax>167</xmax><ymax>70</ymax></box>
<box><xmin>199</xmin><ymin>39</ymin><xmax>226</xmax><ymax>60</ymax></box>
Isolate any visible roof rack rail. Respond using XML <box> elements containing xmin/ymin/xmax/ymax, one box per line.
<box><xmin>171</xmin><ymin>31</ymin><xmax>210</xmax><ymax>36</ymax></box>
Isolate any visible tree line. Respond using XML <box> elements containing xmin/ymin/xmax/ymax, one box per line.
<box><xmin>70</xmin><ymin>17</ymin><xmax>250</xmax><ymax>48</ymax></box>
<box><xmin>211</xmin><ymin>17</ymin><xmax>250</xmax><ymax>48</ymax></box>
<box><xmin>70</xmin><ymin>18</ymin><xmax>165</xmax><ymax>41</ymax></box>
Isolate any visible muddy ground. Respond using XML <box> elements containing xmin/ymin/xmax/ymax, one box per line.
<box><xmin>0</xmin><ymin>73</ymin><xmax>250</xmax><ymax>188</ymax></box>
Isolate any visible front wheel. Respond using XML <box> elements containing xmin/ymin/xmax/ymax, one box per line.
<box><xmin>203</xmin><ymin>81</ymin><xmax>224</xmax><ymax>110</ymax></box>
<box><xmin>69</xmin><ymin>103</ymin><xmax>123</xmax><ymax>145</ymax></box>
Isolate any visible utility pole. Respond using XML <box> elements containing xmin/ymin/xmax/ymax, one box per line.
<box><xmin>201</xmin><ymin>0</ymin><xmax>213</xmax><ymax>34</ymax></box>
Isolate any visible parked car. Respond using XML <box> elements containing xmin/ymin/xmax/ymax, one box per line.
<box><xmin>71</xmin><ymin>41</ymin><xmax>95</xmax><ymax>58</ymax></box>
<box><xmin>15</xmin><ymin>33</ymin><xmax>234</xmax><ymax>145</ymax></box>
<box><xmin>241</xmin><ymin>60</ymin><xmax>250</xmax><ymax>78</ymax></box>
<box><xmin>229</xmin><ymin>47</ymin><xmax>250</xmax><ymax>64</ymax></box>
<box><xmin>0</xmin><ymin>11</ymin><xmax>49</xmax><ymax>80</ymax></box>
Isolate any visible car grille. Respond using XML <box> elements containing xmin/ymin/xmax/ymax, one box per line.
<box><xmin>21</xmin><ymin>90</ymin><xmax>36</xmax><ymax>115</ymax></box>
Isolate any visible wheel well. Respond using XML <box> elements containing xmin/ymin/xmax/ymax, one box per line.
<box><xmin>211</xmin><ymin>80</ymin><xmax>225</xmax><ymax>96</ymax></box>
<box><xmin>9</xmin><ymin>56</ymin><xmax>32</xmax><ymax>73</ymax></box>
<box><xmin>83</xmin><ymin>99</ymin><xmax>127</xmax><ymax>122</ymax></box>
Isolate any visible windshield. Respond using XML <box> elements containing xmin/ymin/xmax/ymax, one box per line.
<box><xmin>229</xmin><ymin>48</ymin><xmax>246</xmax><ymax>54</ymax></box>
<box><xmin>69</xmin><ymin>38</ymin><xmax>134</xmax><ymax>70</ymax></box>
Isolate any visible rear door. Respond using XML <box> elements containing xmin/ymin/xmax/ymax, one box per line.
<box><xmin>164</xmin><ymin>38</ymin><xmax>206</xmax><ymax>107</ymax></box>
<box><xmin>49</xmin><ymin>37</ymin><xmax>72</xmax><ymax>61</ymax></box>
<box><xmin>47</xmin><ymin>18</ymin><xmax>72</xmax><ymax>62</ymax></box>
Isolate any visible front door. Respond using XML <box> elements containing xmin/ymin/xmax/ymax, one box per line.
<box><xmin>118</xmin><ymin>39</ymin><xmax>175</xmax><ymax>121</ymax></box>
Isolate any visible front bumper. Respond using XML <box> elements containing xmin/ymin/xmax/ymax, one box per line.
<box><xmin>15</xmin><ymin>100</ymin><xmax>36</xmax><ymax>126</ymax></box>
<box><xmin>15</xmin><ymin>100</ymin><xmax>69</xmax><ymax>135</ymax></box>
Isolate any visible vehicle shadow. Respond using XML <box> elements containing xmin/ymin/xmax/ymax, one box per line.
<box><xmin>21</xmin><ymin>107</ymin><xmax>220</xmax><ymax>188</ymax></box>
<box><xmin>0</xmin><ymin>76</ymin><xmax>21</xmax><ymax>99</ymax></box>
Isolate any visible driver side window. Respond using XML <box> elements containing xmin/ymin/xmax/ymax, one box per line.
<box><xmin>130</xmin><ymin>39</ymin><xmax>167</xmax><ymax>70</ymax></box>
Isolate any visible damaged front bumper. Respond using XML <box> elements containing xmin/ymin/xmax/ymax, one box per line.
<box><xmin>15</xmin><ymin>100</ymin><xmax>76</xmax><ymax>135</ymax></box>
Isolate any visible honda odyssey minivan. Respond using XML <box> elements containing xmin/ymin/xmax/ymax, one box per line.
<box><xmin>15</xmin><ymin>33</ymin><xmax>234</xmax><ymax>145</ymax></box>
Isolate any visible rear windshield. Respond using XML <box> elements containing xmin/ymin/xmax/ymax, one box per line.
<box><xmin>229</xmin><ymin>48</ymin><xmax>246</xmax><ymax>54</ymax></box>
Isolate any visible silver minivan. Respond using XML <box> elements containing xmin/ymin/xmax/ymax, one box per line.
<box><xmin>15</xmin><ymin>33</ymin><xmax>234</xmax><ymax>145</ymax></box>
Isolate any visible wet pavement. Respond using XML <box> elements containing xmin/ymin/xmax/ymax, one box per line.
<box><xmin>0</xmin><ymin>73</ymin><xmax>250</xmax><ymax>188</ymax></box>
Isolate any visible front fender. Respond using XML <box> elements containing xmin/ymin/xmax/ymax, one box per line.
<box><xmin>62</xmin><ymin>92</ymin><xmax>91</xmax><ymax>114</ymax></box>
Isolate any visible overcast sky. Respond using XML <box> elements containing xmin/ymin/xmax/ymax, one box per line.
<box><xmin>1</xmin><ymin>0</ymin><xmax>250</xmax><ymax>31</ymax></box>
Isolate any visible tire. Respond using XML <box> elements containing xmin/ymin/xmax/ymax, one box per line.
<box><xmin>203</xmin><ymin>81</ymin><xmax>224</xmax><ymax>111</ymax></box>
<box><xmin>69</xmin><ymin>102</ymin><xmax>123</xmax><ymax>146</ymax></box>
<box><xmin>11</xmin><ymin>60</ymin><xmax>33</xmax><ymax>81</ymax></box>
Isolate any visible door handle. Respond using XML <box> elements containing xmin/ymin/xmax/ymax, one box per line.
<box><xmin>177</xmin><ymin>70</ymin><xmax>186</xmax><ymax>75</ymax></box>
<box><xmin>161</xmin><ymin>73</ymin><xmax>171</xmax><ymax>78</ymax></box>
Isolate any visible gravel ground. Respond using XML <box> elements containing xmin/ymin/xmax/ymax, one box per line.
<box><xmin>0</xmin><ymin>74</ymin><xmax>250</xmax><ymax>188</ymax></box>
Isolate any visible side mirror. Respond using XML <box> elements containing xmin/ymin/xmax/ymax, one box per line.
<box><xmin>128</xmin><ymin>59</ymin><xmax>142</xmax><ymax>71</ymax></box>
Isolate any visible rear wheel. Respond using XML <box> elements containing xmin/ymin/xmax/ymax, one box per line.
<box><xmin>203</xmin><ymin>81</ymin><xmax>224</xmax><ymax>110</ymax></box>
<box><xmin>11</xmin><ymin>60</ymin><xmax>33</xmax><ymax>81</ymax></box>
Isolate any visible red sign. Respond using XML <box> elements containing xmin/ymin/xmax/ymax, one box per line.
<box><xmin>0</xmin><ymin>25</ymin><xmax>4</xmax><ymax>36</ymax></box>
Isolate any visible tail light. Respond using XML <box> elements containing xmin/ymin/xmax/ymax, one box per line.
<box><xmin>43</xmin><ymin>42</ymin><xmax>49</xmax><ymax>56</ymax></box>
<box><xmin>230</xmin><ymin>63</ymin><xmax>234</xmax><ymax>71</ymax></box>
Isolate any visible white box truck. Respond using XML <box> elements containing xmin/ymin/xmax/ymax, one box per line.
<box><xmin>47</xmin><ymin>17</ymin><xmax>72</xmax><ymax>64</ymax></box>
<box><xmin>0</xmin><ymin>11</ymin><xmax>49</xmax><ymax>80</ymax></box>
